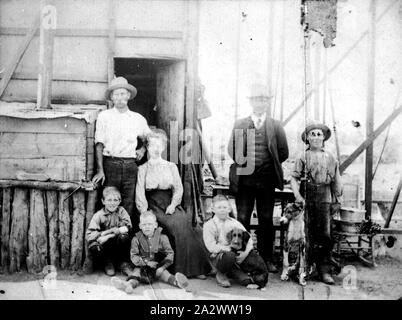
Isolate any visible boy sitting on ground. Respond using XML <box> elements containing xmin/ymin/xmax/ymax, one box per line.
<box><xmin>85</xmin><ymin>186</ymin><xmax>132</xmax><ymax>276</ymax></box>
<box><xmin>111</xmin><ymin>211</ymin><xmax>193</xmax><ymax>294</ymax></box>
<box><xmin>203</xmin><ymin>194</ymin><xmax>254</xmax><ymax>288</ymax></box>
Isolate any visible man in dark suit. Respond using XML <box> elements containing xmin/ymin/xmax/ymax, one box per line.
<box><xmin>228</xmin><ymin>83</ymin><xmax>289</xmax><ymax>273</ymax></box>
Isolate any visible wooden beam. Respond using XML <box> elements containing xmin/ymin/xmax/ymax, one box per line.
<box><xmin>107</xmin><ymin>0</ymin><xmax>116</xmax><ymax>85</ymax></box>
<box><xmin>0</xmin><ymin>15</ymin><xmax>40</xmax><ymax>98</ymax></box>
<box><xmin>365</xmin><ymin>0</ymin><xmax>376</xmax><ymax>219</ymax></box>
<box><xmin>0</xmin><ymin>179</ymin><xmax>95</xmax><ymax>191</ymax></box>
<box><xmin>384</xmin><ymin>175</ymin><xmax>402</xmax><ymax>228</ymax></box>
<box><xmin>0</xmin><ymin>72</ymin><xmax>107</xmax><ymax>83</ymax></box>
<box><xmin>37</xmin><ymin>1</ymin><xmax>56</xmax><ymax>109</ymax></box>
<box><xmin>339</xmin><ymin>104</ymin><xmax>402</xmax><ymax>174</ymax></box>
<box><xmin>0</xmin><ymin>27</ymin><xmax>183</xmax><ymax>39</ymax></box>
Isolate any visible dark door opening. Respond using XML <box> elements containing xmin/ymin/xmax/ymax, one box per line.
<box><xmin>114</xmin><ymin>57</ymin><xmax>185</xmax><ymax>161</ymax></box>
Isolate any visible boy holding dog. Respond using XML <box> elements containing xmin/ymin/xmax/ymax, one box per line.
<box><xmin>290</xmin><ymin>121</ymin><xmax>342</xmax><ymax>285</ymax></box>
<box><xmin>203</xmin><ymin>195</ymin><xmax>255</xmax><ymax>288</ymax></box>
<box><xmin>111</xmin><ymin>211</ymin><xmax>193</xmax><ymax>294</ymax></box>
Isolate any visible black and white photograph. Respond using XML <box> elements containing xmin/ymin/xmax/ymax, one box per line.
<box><xmin>0</xmin><ymin>0</ymin><xmax>402</xmax><ymax>303</ymax></box>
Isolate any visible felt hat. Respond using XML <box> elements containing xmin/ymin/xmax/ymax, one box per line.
<box><xmin>301</xmin><ymin>121</ymin><xmax>331</xmax><ymax>143</ymax></box>
<box><xmin>247</xmin><ymin>83</ymin><xmax>273</xmax><ymax>98</ymax></box>
<box><xmin>105</xmin><ymin>77</ymin><xmax>137</xmax><ymax>100</ymax></box>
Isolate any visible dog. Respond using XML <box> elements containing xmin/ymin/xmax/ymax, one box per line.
<box><xmin>226</xmin><ymin>228</ymin><xmax>268</xmax><ymax>289</ymax></box>
<box><xmin>280</xmin><ymin>202</ymin><xmax>307</xmax><ymax>286</ymax></box>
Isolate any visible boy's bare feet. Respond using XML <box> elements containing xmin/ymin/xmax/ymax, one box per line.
<box><xmin>175</xmin><ymin>272</ymin><xmax>193</xmax><ymax>292</ymax></box>
<box><xmin>111</xmin><ymin>277</ymin><xmax>134</xmax><ymax>294</ymax></box>
<box><xmin>216</xmin><ymin>271</ymin><xmax>231</xmax><ymax>288</ymax></box>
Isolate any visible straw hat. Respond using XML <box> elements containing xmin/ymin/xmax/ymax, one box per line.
<box><xmin>247</xmin><ymin>83</ymin><xmax>273</xmax><ymax>98</ymax></box>
<box><xmin>105</xmin><ymin>77</ymin><xmax>137</xmax><ymax>100</ymax></box>
<box><xmin>301</xmin><ymin>120</ymin><xmax>331</xmax><ymax>143</ymax></box>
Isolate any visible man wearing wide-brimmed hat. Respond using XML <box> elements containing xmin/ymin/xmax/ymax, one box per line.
<box><xmin>92</xmin><ymin>76</ymin><xmax>151</xmax><ymax>233</ymax></box>
<box><xmin>227</xmin><ymin>83</ymin><xmax>289</xmax><ymax>273</ymax></box>
<box><xmin>290</xmin><ymin>120</ymin><xmax>342</xmax><ymax>285</ymax></box>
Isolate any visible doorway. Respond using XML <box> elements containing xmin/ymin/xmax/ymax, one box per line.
<box><xmin>114</xmin><ymin>57</ymin><xmax>185</xmax><ymax>161</ymax></box>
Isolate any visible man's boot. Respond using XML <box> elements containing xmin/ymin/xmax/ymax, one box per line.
<box><xmin>120</xmin><ymin>261</ymin><xmax>134</xmax><ymax>276</ymax></box>
<box><xmin>265</xmin><ymin>260</ymin><xmax>278</xmax><ymax>273</ymax></box>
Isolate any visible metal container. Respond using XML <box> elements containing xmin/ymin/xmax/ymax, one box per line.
<box><xmin>340</xmin><ymin>207</ymin><xmax>366</xmax><ymax>222</ymax></box>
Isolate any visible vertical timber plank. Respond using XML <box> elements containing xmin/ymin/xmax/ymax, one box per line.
<box><xmin>0</xmin><ymin>188</ymin><xmax>12</xmax><ymax>272</ymax></box>
<box><xmin>27</xmin><ymin>190</ymin><xmax>48</xmax><ymax>273</ymax></box>
<box><xmin>58</xmin><ymin>191</ymin><xmax>71</xmax><ymax>269</ymax></box>
<box><xmin>84</xmin><ymin>191</ymin><xmax>97</xmax><ymax>260</ymax></box>
<box><xmin>9</xmin><ymin>188</ymin><xmax>29</xmax><ymax>272</ymax></box>
<box><xmin>70</xmin><ymin>191</ymin><xmax>85</xmax><ymax>270</ymax></box>
<box><xmin>46</xmin><ymin>190</ymin><xmax>59</xmax><ymax>267</ymax></box>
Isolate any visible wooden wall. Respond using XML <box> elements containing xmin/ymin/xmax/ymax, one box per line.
<box><xmin>0</xmin><ymin>187</ymin><xmax>97</xmax><ymax>273</ymax></box>
<box><xmin>0</xmin><ymin>116</ymin><xmax>94</xmax><ymax>182</ymax></box>
<box><xmin>0</xmin><ymin>0</ymin><xmax>186</xmax><ymax>103</ymax></box>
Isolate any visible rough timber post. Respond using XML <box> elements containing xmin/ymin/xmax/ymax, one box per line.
<box><xmin>27</xmin><ymin>190</ymin><xmax>48</xmax><ymax>273</ymax></box>
<box><xmin>0</xmin><ymin>189</ymin><xmax>12</xmax><ymax>272</ymax></box>
<box><xmin>37</xmin><ymin>0</ymin><xmax>56</xmax><ymax>110</ymax></box>
<box><xmin>9</xmin><ymin>188</ymin><xmax>29</xmax><ymax>273</ymax></box>
<box><xmin>182</xmin><ymin>0</ymin><xmax>200</xmax><ymax>211</ymax></box>
<box><xmin>365</xmin><ymin>0</ymin><xmax>376</xmax><ymax>220</ymax></box>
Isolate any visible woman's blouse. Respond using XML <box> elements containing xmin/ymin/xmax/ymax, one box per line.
<box><xmin>136</xmin><ymin>158</ymin><xmax>183</xmax><ymax>214</ymax></box>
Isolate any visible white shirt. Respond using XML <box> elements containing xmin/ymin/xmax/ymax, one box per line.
<box><xmin>95</xmin><ymin>108</ymin><xmax>151</xmax><ymax>158</ymax></box>
<box><xmin>251</xmin><ymin>112</ymin><xmax>266</xmax><ymax>129</ymax></box>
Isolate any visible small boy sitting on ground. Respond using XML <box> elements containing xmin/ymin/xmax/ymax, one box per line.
<box><xmin>111</xmin><ymin>211</ymin><xmax>193</xmax><ymax>294</ymax></box>
<box><xmin>203</xmin><ymin>194</ymin><xmax>254</xmax><ymax>288</ymax></box>
<box><xmin>85</xmin><ymin>186</ymin><xmax>132</xmax><ymax>276</ymax></box>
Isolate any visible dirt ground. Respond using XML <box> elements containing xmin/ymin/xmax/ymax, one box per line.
<box><xmin>0</xmin><ymin>256</ymin><xmax>401</xmax><ymax>300</ymax></box>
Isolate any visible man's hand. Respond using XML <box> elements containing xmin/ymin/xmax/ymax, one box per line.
<box><xmin>118</xmin><ymin>226</ymin><xmax>129</xmax><ymax>234</ymax></box>
<box><xmin>136</xmin><ymin>147</ymin><xmax>146</xmax><ymax>161</ymax></box>
<box><xmin>97</xmin><ymin>234</ymin><xmax>114</xmax><ymax>245</ymax></box>
<box><xmin>92</xmin><ymin>170</ymin><xmax>105</xmax><ymax>185</ymax></box>
<box><xmin>221</xmin><ymin>246</ymin><xmax>232</xmax><ymax>252</ymax></box>
<box><xmin>235</xmin><ymin>250</ymin><xmax>249</xmax><ymax>264</ymax></box>
<box><xmin>295</xmin><ymin>195</ymin><xmax>305</xmax><ymax>206</ymax></box>
<box><xmin>165</xmin><ymin>204</ymin><xmax>176</xmax><ymax>215</ymax></box>
<box><xmin>146</xmin><ymin>261</ymin><xmax>158</xmax><ymax>269</ymax></box>
<box><xmin>155</xmin><ymin>266</ymin><xmax>165</xmax><ymax>278</ymax></box>
<box><xmin>101</xmin><ymin>228</ymin><xmax>119</xmax><ymax>237</ymax></box>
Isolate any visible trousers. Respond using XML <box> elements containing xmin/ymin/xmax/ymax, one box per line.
<box><xmin>103</xmin><ymin>156</ymin><xmax>139</xmax><ymax>229</ymax></box>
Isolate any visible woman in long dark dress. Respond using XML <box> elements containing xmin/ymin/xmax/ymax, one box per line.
<box><xmin>135</xmin><ymin>130</ymin><xmax>210</xmax><ymax>278</ymax></box>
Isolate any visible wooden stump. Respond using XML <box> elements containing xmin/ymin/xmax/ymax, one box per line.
<box><xmin>46</xmin><ymin>191</ymin><xmax>59</xmax><ymax>267</ymax></box>
<box><xmin>70</xmin><ymin>191</ymin><xmax>85</xmax><ymax>270</ymax></box>
<box><xmin>58</xmin><ymin>191</ymin><xmax>71</xmax><ymax>269</ymax></box>
<box><xmin>9</xmin><ymin>188</ymin><xmax>29</xmax><ymax>272</ymax></box>
<box><xmin>1</xmin><ymin>188</ymin><xmax>12</xmax><ymax>272</ymax></box>
<box><xmin>26</xmin><ymin>190</ymin><xmax>48</xmax><ymax>273</ymax></box>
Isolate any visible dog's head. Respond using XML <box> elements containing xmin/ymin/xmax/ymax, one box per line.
<box><xmin>226</xmin><ymin>227</ymin><xmax>250</xmax><ymax>251</ymax></box>
<box><xmin>283</xmin><ymin>202</ymin><xmax>304</xmax><ymax>222</ymax></box>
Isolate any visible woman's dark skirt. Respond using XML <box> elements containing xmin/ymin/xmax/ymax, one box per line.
<box><xmin>145</xmin><ymin>189</ymin><xmax>211</xmax><ymax>277</ymax></box>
